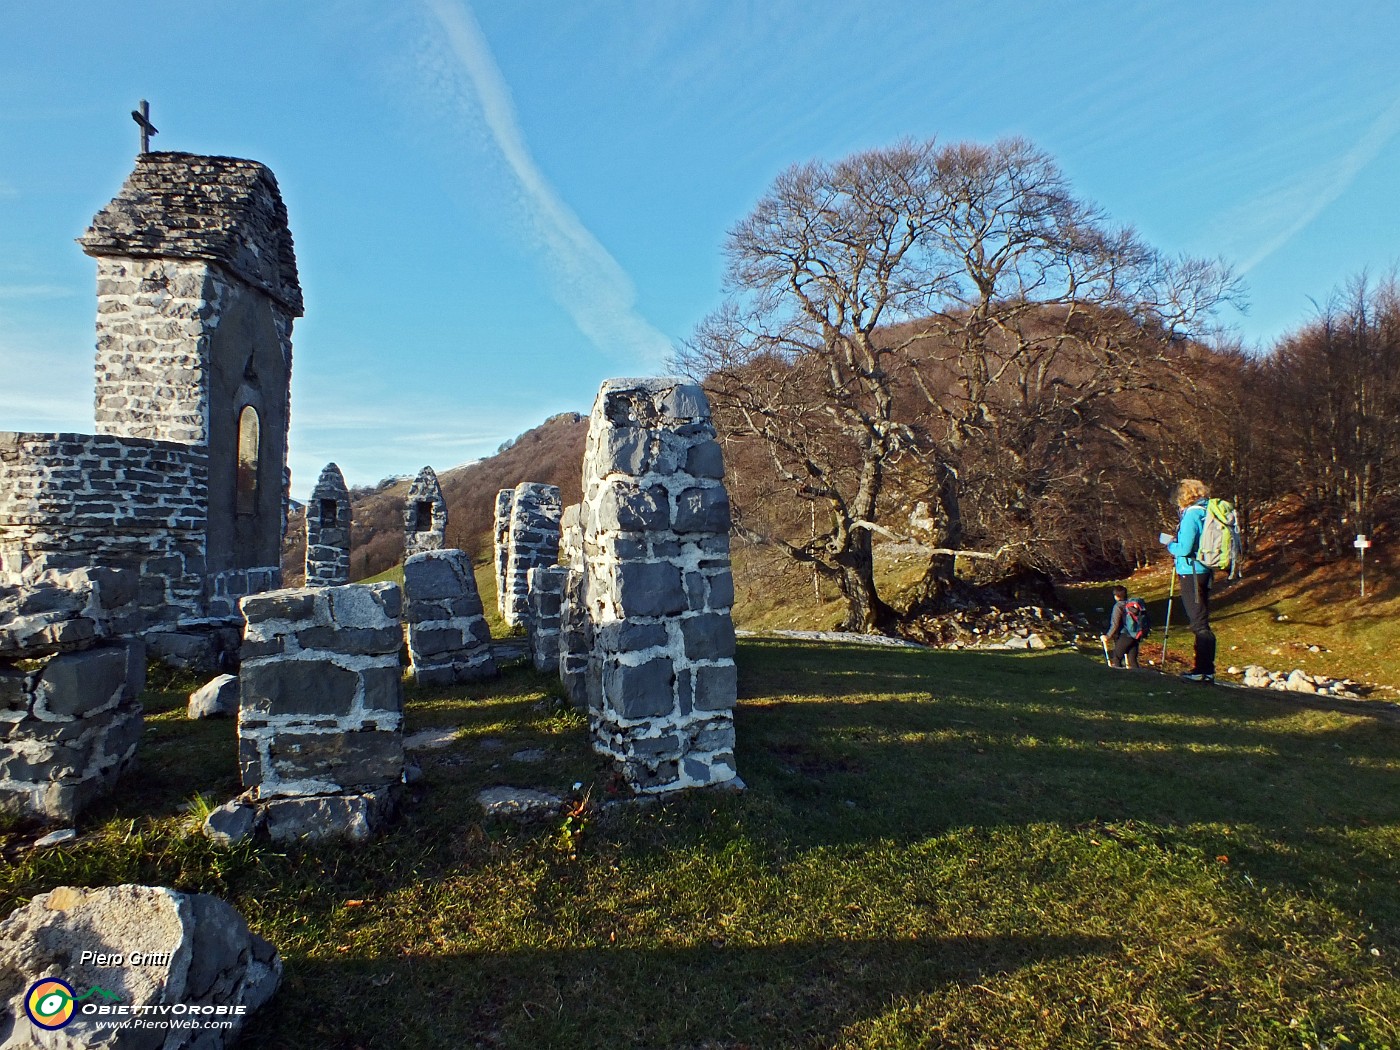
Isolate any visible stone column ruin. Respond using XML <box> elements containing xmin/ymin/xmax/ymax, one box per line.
<box><xmin>404</xmin><ymin>466</ymin><xmax>447</xmax><ymax>558</ymax></box>
<box><xmin>304</xmin><ymin>462</ymin><xmax>351</xmax><ymax>587</ymax></box>
<box><xmin>557</xmin><ymin>503</ymin><xmax>591</xmax><ymax>709</ymax></box>
<box><xmin>233</xmin><ymin>582</ymin><xmax>404</xmax><ymax>842</ymax></box>
<box><xmin>580</xmin><ymin>377</ymin><xmax>740</xmax><ymax>793</ymax></box>
<box><xmin>526</xmin><ymin>565</ymin><xmax>567</xmax><ymax>674</ymax></box>
<box><xmin>493</xmin><ymin>489</ymin><xmax>514</xmax><ymax>620</ymax></box>
<box><xmin>500</xmin><ymin>483</ymin><xmax>562</xmax><ymax>629</ymax></box>
<box><xmin>402</xmin><ymin>549</ymin><xmax>496</xmax><ymax>686</ymax></box>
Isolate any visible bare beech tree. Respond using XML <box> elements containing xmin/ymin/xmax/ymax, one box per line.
<box><xmin>1269</xmin><ymin>273</ymin><xmax>1400</xmax><ymax>551</ymax></box>
<box><xmin>680</xmin><ymin>137</ymin><xmax>1239</xmax><ymax>633</ymax></box>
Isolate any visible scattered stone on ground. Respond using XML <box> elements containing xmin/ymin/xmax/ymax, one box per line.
<box><xmin>477</xmin><ymin>786</ymin><xmax>562</xmax><ymax>820</ymax></box>
<box><xmin>404</xmin><ymin>727</ymin><xmax>460</xmax><ymax>750</ymax></box>
<box><xmin>187</xmin><ymin>672</ymin><xmax>238</xmax><ymax>719</ymax></box>
<box><xmin>32</xmin><ymin>828</ymin><xmax>76</xmax><ymax>848</ymax></box>
<box><xmin>1236</xmin><ymin>664</ymin><xmax>1365</xmax><ymax>699</ymax></box>
<box><xmin>511</xmin><ymin>748</ymin><xmax>548</xmax><ymax>763</ymax></box>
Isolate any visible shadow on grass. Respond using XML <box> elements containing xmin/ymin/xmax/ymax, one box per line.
<box><xmin>731</xmin><ymin>639</ymin><xmax>1400</xmax><ymax>926</ymax></box>
<box><xmin>242</xmin><ymin>932</ymin><xmax>1114</xmax><ymax>1049</ymax></box>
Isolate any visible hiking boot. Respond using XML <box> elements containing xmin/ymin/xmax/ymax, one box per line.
<box><xmin>1179</xmin><ymin>671</ymin><xmax>1214</xmax><ymax>683</ymax></box>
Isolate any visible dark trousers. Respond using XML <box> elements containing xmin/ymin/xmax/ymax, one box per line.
<box><xmin>1111</xmin><ymin>634</ymin><xmax>1140</xmax><ymax>668</ymax></box>
<box><xmin>1177</xmin><ymin>571</ymin><xmax>1216</xmax><ymax>675</ymax></box>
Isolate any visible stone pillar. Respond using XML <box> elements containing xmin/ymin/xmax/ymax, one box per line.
<box><xmin>402</xmin><ymin>549</ymin><xmax>496</xmax><ymax>686</ymax></box>
<box><xmin>493</xmin><ymin>489</ymin><xmax>514</xmax><ymax>619</ymax></box>
<box><xmin>0</xmin><ymin>567</ymin><xmax>146</xmax><ymax>822</ymax></box>
<box><xmin>305</xmin><ymin>462</ymin><xmax>351</xmax><ymax>587</ymax></box>
<box><xmin>404</xmin><ymin>466</ymin><xmax>447</xmax><ymax>558</ymax></box>
<box><xmin>0</xmin><ymin>639</ymin><xmax>145</xmax><ymax>822</ymax></box>
<box><xmin>526</xmin><ymin>565</ymin><xmax>567</xmax><ymax>674</ymax></box>
<box><xmin>502</xmin><ymin>483</ymin><xmax>562</xmax><ymax>629</ymax></box>
<box><xmin>237</xmin><ymin>583</ymin><xmax>404</xmax><ymax>842</ymax></box>
<box><xmin>557</xmin><ymin>503</ymin><xmax>590</xmax><ymax>708</ymax></box>
<box><xmin>580</xmin><ymin>377</ymin><xmax>740</xmax><ymax>793</ymax></box>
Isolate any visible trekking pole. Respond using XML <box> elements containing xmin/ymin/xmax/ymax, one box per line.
<box><xmin>1101</xmin><ymin>634</ymin><xmax>1112</xmax><ymax>667</ymax></box>
<box><xmin>1160</xmin><ymin>570</ymin><xmax>1175</xmax><ymax>666</ymax></box>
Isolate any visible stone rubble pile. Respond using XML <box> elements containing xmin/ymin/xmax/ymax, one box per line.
<box><xmin>905</xmin><ymin>605</ymin><xmax>1074</xmax><ymax>650</ymax></box>
<box><xmin>402</xmin><ymin>549</ymin><xmax>496</xmax><ymax>686</ymax></box>
<box><xmin>1235</xmin><ymin>665</ymin><xmax>1364</xmax><ymax>698</ymax></box>
<box><xmin>213</xmin><ymin>582</ymin><xmax>405</xmax><ymax>843</ymax></box>
<box><xmin>0</xmin><ymin>884</ymin><xmax>280</xmax><ymax>1049</ymax></box>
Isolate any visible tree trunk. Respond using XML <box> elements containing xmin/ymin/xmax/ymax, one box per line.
<box><xmin>834</xmin><ymin>530</ymin><xmax>895</xmax><ymax>633</ymax></box>
<box><xmin>905</xmin><ymin>464</ymin><xmax>963</xmax><ymax>613</ymax></box>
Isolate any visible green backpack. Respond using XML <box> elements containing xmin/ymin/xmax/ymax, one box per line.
<box><xmin>1197</xmin><ymin>498</ymin><xmax>1244</xmax><ymax>579</ymax></box>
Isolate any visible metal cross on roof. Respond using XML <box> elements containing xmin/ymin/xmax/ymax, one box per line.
<box><xmin>131</xmin><ymin>100</ymin><xmax>158</xmax><ymax>154</ymax></box>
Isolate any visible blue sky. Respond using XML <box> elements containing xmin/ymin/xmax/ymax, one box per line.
<box><xmin>3</xmin><ymin>1</ymin><xmax>1398</xmax><ymax>498</ymax></box>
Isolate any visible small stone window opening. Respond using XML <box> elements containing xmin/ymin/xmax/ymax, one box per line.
<box><xmin>236</xmin><ymin>406</ymin><xmax>260</xmax><ymax>515</ymax></box>
<box><xmin>319</xmin><ymin>499</ymin><xmax>338</xmax><ymax>529</ymax></box>
<box><xmin>414</xmin><ymin>501</ymin><xmax>434</xmax><ymax>532</ymax></box>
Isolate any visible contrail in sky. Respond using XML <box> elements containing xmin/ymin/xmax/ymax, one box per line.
<box><xmin>1239</xmin><ymin>93</ymin><xmax>1400</xmax><ymax>275</ymax></box>
<box><xmin>421</xmin><ymin>0</ymin><xmax>673</xmax><ymax>367</ymax></box>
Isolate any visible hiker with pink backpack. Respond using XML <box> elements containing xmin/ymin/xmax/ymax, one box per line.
<box><xmin>1102</xmin><ymin>585</ymin><xmax>1150</xmax><ymax>668</ymax></box>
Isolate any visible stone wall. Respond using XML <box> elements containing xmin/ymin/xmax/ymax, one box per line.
<box><xmin>580</xmin><ymin>378</ymin><xmax>740</xmax><ymax>793</ymax></box>
<box><xmin>404</xmin><ymin>467</ymin><xmax>447</xmax><ymax>558</ymax></box>
<box><xmin>0</xmin><ymin>638</ymin><xmax>145</xmax><ymax>822</ymax></box>
<box><xmin>0</xmin><ymin>431</ymin><xmax>209</xmax><ymax>622</ymax></box>
<box><xmin>90</xmin><ymin>258</ymin><xmax>224</xmax><ymax>445</ymax></box>
<box><xmin>305</xmin><ymin>462</ymin><xmax>351</xmax><ymax>587</ymax></box>
<box><xmin>237</xmin><ymin>583</ymin><xmax>404</xmax><ymax>841</ymax></box>
<box><xmin>0</xmin><ymin>567</ymin><xmax>143</xmax><ymax>660</ymax></box>
<box><xmin>402</xmin><ymin>549</ymin><xmax>496</xmax><ymax>686</ymax></box>
<box><xmin>526</xmin><ymin>565</ymin><xmax>567</xmax><ymax>674</ymax></box>
<box><xmin>501</xmin><ymin>483</ymin><xmax>562</xmax><ymax>629</ymax></box>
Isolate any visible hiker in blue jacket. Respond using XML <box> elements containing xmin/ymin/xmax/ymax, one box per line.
<box><xmin>1164</xmin><ymin>478</ymin><xmax>1216</xmax><ymax>682</ymax></box>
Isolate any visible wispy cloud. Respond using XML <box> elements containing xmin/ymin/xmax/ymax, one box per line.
<box><xmin>1232</xmin><ymin>93</ymin><xmax>1400</xmax><ymax>275</ymax></box>
<box><xmin>0</xmin><ymin>284</ymin><xmax>78</xmax><ymax>301</ymax></box>
<box><xmin>418</xmin><ymin>0</ymin><xmax>673</xmax><ymax>368</ymax></box>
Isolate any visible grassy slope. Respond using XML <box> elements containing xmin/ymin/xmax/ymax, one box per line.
<box><xmin>736</xmin><ymin>508</ymin><xmax>1400</xmax><ymax>693</ymax></box>
<box><xmin>3</xmin><ymin>640</ymin><xmax>1396</xmax><ymax>1049</ymax></box>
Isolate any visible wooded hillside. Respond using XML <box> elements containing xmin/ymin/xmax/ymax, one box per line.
<box><xmin>282</xmin><ymin>412</ymin><xmax>588</xmax><ymax>584</ymax></box>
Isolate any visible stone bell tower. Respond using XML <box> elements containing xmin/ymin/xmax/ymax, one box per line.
<box><xmin>78</xmin><ymin>152</ymin><xmax>303</xmax><ymax>615</ymax></box>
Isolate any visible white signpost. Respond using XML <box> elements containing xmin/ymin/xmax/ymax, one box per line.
<box><xmin>1355</xmin><ymin>534</ymin><xmax>1371</xmax><ymax>597</ymax></box>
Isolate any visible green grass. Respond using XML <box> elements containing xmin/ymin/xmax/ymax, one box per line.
<box><xmin>1066</xmin><ymin>559</ymin><xmax>1400</xmax><ymax>693</ymax></box>
<box><xmin>3</xmin><ymin>641</ymin><xmax>1397</xmax><ymax>1048</ymax></box>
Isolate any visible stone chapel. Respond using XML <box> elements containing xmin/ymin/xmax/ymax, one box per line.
<box><xmin>0</xmin><ymin>152</ymin><xmax>301</xmax><ymax>645</ymax></box>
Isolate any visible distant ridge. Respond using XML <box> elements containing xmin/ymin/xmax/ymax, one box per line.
<box><xmin>282</xmin><ymin>411</ymin><xmax>588</xmax><ymax>584</ymax></box>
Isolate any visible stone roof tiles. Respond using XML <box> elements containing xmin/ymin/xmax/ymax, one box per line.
<box><xmin>79</xmin><ymin>151</ymin><xmax>303</xmax><ymax>316</ymax></box>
